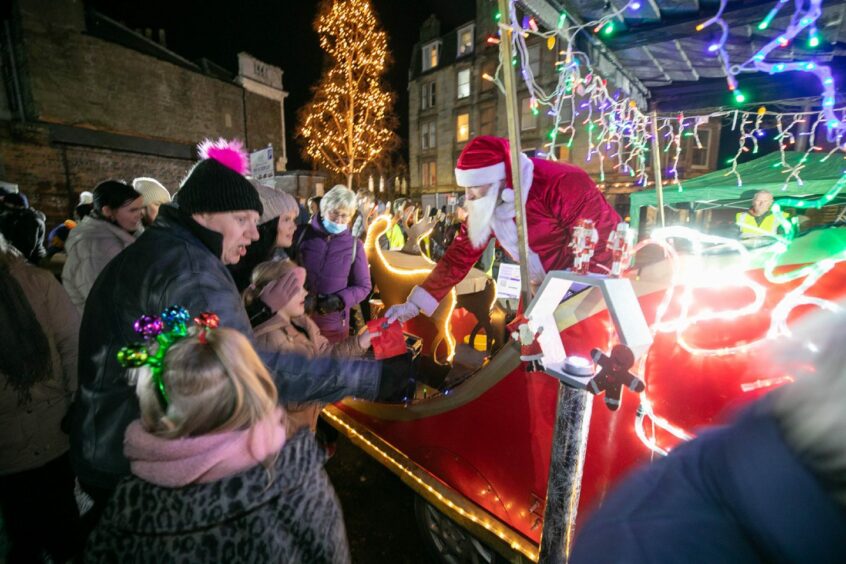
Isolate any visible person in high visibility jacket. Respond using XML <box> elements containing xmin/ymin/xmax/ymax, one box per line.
<box><xmin>736</xmin><ymin>190</ymin><xmax>788</xmax><ymax>237</ymax></box>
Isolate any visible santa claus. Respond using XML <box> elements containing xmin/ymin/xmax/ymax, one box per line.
<box><xmin>385</xmin><ymin>135</ymin><xmax>621</xmax><ymax>324</ymax></box>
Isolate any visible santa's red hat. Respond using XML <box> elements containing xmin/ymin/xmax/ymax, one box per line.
<box><xmin>454</xmin><ymin>136</ymin><xmax>511</xmax><ymax>187</ymax></box>
<box><xmin>454</xmin><ymin>136</ymin><xmax>534</xmax><ymax>194</ymax></box>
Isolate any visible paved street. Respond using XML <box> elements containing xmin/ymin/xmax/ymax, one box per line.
<box><xmin>326</xmin><ymin>434</ymin><xmax>431</xmax><ymax>563</ymax></box>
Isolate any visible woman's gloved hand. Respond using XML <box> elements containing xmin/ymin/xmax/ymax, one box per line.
<box><xmin>316</xmin><ymin>293</ymin><xmax>345</xmax><ymax>314</ymax></box>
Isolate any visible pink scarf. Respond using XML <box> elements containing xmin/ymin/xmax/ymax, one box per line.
<box><xmin>124</xmin><ymin>407</ymin><xmax>286</xmax><ymax>488</ymax></box>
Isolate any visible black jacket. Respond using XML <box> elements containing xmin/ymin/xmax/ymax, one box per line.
<box><xmin>85</xmin><ymin>430</ymin><xmax>350</xmax><ymax>563</ymax></box>
<box><xmin>70</xmin><ymin>205</ymin><xmax>379</xmax><ymax>488</ymax></box>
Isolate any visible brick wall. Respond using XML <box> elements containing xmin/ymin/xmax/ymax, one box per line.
<box><xmin>14</xmin><ymin>0</ymin><xmax>246</xmax><ymax>144</ymax></box>
<box><xmin>0</xmin><ymin>122</ymin><xmax>191</xmax><ymax>222</ymax></box>
<box><xmin>244</xmin><ymin>90</ymin><xmax>282</xmax><ymax>155</ymax></box>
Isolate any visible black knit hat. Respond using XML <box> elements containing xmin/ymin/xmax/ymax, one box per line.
<box><xmin>175</xmin><ymin>139</ymin><xmax>263</xmax><ymax>216</ymax></box>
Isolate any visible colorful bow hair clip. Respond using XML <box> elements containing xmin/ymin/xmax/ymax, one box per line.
<box><xmin>117</xmin><ymin>306</ymin><xmax>221</xmax><ymax>408</ymax></box>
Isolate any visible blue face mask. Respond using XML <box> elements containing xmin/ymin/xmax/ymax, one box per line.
<box><xmin>322</xmin><ymin>217</ymin><xmax>348</xmax><ymax>234</ymax></box>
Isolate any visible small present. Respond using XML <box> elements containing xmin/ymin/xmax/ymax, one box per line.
<box><xmin>367</xmin><ymin>317</ymin><xmax>407</xmax><ymax>360</ymax></box>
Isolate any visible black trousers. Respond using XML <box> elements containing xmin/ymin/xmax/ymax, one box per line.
<box><xmin>0</xmin><ymin>452</ymin><xmax>82</xmax><ymax>564</ymax></box>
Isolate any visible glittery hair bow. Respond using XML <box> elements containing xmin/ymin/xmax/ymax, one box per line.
<box><xmin>117</xmin><ymin>306</ymin><xmax>221</xmax><ymax>408</ymax></box>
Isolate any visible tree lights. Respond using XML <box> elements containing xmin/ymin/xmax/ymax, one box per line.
<box><xmin>297</xmin><ymin>0</ymin><xmax>397</xmax><ymax>186</ymax></box>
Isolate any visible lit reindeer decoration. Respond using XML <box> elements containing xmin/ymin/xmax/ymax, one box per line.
<box><xmin>365</xmin><ymin>213</ymin><xmax>504</xmax><ymax>363</ymax></box>
<box><xmin>365</xmin><ymin>214</ymin><xmax>457</xmax><ymax>364</ymax></box>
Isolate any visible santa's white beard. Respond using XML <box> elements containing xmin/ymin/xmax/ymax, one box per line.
<box><xmin>465</xmin><ymin>184</ymin><xmax>499</xmax><ymax>248</ymax></box>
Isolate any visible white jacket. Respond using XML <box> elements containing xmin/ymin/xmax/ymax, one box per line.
<box><xmin>62</xmin><ymin>216</ymin><xmax>138</xmax><ymax>311</ymax></box>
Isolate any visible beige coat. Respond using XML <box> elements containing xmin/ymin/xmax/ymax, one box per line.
<box><xmin>0</xmin><ymin>257</ymin><xmax>79</xmax><ymax>475</ymax></box>
<box><xmin>254</xmin><ymin>315</ymin><xmax>365</xmax><ymax>434</ymax></box>
<box><xmin>62</xmin><ymin>215</ymin><xmax>138</xmax><ymax>311</ymax></box>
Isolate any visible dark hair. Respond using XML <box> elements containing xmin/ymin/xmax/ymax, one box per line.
<box><xmin>92</xmin><ymin>180</ymin><xmax>141</xmax><ymax>213</ymax></box>
<box><xmin>307</xmin><ymin>196</ymin><xmax>321</xmax><ymax>210</ymax></box>
<box><xmin>0</xmin><ymin>235</ymin><xmax>53</xmax><ymax>403</ymax></box>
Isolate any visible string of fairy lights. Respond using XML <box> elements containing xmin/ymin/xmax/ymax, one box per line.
<box><xmin>484</xmin><ymin>0</ymin><xmax>846</xmax><ymax>190</ymax></box>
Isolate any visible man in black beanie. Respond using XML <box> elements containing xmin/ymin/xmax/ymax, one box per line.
<box><xmin>70</xmin><ymin>140</ymin><xmax>411</xmax><ymax>529</ymax></box>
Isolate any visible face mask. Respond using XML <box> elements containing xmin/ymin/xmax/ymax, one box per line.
<box><xmin>322</xmin><ymin>217</ymin><xmax>348</xmax><ymax>234</ymax></box>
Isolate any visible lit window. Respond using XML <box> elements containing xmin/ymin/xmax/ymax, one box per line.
<box><xmin>457</xmin><ymin>24</ymin><xmax>474</xmax><ymax>56</ymax></box>
<box><xmin>456</xmin><ymin>113</ymin><xmax>470</xmax><ymax>142</ymax></box>
<box><xmin>457</xmin><ymin>69</ymin><xmax>471</xmax><ymax>99</ymax></box>
<box><xmin>420</xmin><ymin>121</ymin><xmax>436</xmax><ymax>150</ymax></box>
<box><xmin>557</xmin><ymin>145</ymin><xmax>570</xmax><ymax>162</ymax></box>
<box><xmin>422</xmin><ymin>41</ymin><xmax>440</xmax><ymax>71</ymax></box>
<box><xmin>421</xmin><ymin>82</ymin><xmax>437</xmax><ymax>110</ymax></box>
<box><xmin>520</xmin><ymin>98</ymin><xmax>537</xmax><ymax>131</ymax></box>
<box><xmin>422</xmin><ymin>161</ymin><xmax>437</xmax><ymax>187</ymax></box>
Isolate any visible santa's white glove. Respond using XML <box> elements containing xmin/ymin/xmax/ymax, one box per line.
<box><xmin>385</xmin><ymin>302</ymin><xmax>420</xmax><ymax>325</ymax></box>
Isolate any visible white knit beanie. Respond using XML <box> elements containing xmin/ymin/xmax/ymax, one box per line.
<box><xmin>253</xmin><ymin>181</ymin><xmax>299</xmax><ymax>224</ymax></box>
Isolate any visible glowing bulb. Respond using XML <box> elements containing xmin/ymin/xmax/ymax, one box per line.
<box><xmin>804</xmin><ymin>62</ymin><xmax>816</xmax><ymax>70</ymax></box>
<box><xmin>734</xmin><ymin>91</ymin><xmax>746</xmax><ymax>104</ymax></box>
<box><xmin>708</xmin><ymin>44</ymin><xmax>720</xmax><ymax>53</ymax></box>
<box><xmin>603</xmin><ymin>22</ymin><xmax>615</xmax><ymax>35</ymax></box>
<box><xmin>809</xmin><ymin>34</ymin><xmax>820</xmax><ymax>48</ymax></box>
<box><xmin>630</xmin><ymin>1</ymin><xmax>642</xmax><ymax>9</ymax></box>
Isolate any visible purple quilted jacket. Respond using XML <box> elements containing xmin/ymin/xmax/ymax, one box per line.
<box><xmin>295</xmin><ymin>216</ymin><xmax>371</xmax><ymax>342</ymax></box>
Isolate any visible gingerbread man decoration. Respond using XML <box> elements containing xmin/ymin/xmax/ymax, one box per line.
<box><xmin>587</xmin><ymin>344</ymin><xmax>645</xmax><ymax>411</ymax></box>
<box><xmin>570</xmin><ymin>218</ymin><xmax>599</xmax><ymax>274</ymax></box>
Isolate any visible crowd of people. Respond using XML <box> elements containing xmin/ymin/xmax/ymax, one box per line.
<box><xmin>3</xmin><ymin>132</ymin><xmax>840</xmax><ymax>563</ymax></box>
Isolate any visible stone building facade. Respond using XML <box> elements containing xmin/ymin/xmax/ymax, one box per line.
<box><xmin>0</xmin><ymin>0</ymin><xmax>287</xmax><ymax>223</ymax></box>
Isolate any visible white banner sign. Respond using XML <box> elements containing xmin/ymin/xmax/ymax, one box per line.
<box><xmin>495</xmin><ymin>263</ymin><xmax>522</xmax><ymax>299</ymax></box>
<box><xmin>250</xmin><ymin>146</ymin><xmax>275</xmax><ymax>183</ymax></box>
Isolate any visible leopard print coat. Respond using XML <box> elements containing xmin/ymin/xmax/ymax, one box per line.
<box><xmin>84</xmin><ymin>430</ymin><xmax>350</xmax><ymax>563</ymax></box>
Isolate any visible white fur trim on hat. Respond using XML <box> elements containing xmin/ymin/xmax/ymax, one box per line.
<box><xmin>455</xmin><ymin>162</ymin><xmax>506</xmax><ymax>188</ymax></box>
<box><xmin>408</xmin><ymin>285</ymin><xmax>440</xmax><ymax>317</ymax></box>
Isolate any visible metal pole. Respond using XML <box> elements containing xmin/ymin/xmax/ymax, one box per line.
<box><xmin>539</xmin><ymin>386</ymin><xmax>592</xmax><ymax>563</ymax></box>
<box><xmin>650</xmin><ymin>111</ymin><xmax>665</xmax><ymax>227</ymax></box>
<box><xmin>497</xmin><ymin>0</ymin><xmax>533</xmax><ymax>306</ymax></box>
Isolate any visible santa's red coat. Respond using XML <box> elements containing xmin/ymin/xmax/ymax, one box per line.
<box><xmin>414</xmin><ymin>159</ymin><xmax>620</xmax><ymax>308</ymax></box>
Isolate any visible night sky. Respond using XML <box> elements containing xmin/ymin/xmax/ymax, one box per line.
<box><xmin>89</xmin><ymin>0</ymin><xmax>476</xmax><ymax>170</ymax></box>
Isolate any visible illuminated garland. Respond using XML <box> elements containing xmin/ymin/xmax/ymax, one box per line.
<box><xmin>630</xmin><ymin>175</ymin><xmax>846</xmax><ymax>454</ymax></box>
<box><xmin>490</xmin><ymin>1</ymin><xmax>845</xmax><ymax>189</ymax></box>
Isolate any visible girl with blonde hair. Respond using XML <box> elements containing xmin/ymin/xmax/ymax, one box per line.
<box><xmin>85</xmin><ymin>317</ymin><xmax>350</xmax><ymax>563</ymax></box>
<box><xmin>244</xmin><ymin>259</ymin><xmax>372</xmax><ymax>434</ymax></box>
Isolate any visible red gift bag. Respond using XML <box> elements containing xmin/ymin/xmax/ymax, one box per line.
<box><xmin>367</xmin><ymin>317</ymin><xmax>407</xmax><ymax>360</ymax></box>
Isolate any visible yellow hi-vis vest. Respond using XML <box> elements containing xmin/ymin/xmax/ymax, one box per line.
<box><xmin>735</xmin><ymin>211</ymin><xmax>788</xmax><ymax>237</ymax></box>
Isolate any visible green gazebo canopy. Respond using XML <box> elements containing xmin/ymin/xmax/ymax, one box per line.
<box><xmin>629</xmin><ymin>152</ymin><xmax>846</xmax><ymax>233</ymax></box>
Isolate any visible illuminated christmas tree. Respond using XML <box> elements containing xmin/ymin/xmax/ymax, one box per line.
<box><xmin>298</xmin><ymin>0</ymin><xmax>398</xmax><ymax>187</ymax></box>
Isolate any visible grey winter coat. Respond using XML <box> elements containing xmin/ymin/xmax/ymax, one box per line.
<box><xmin>0</xmin><ymin>256</ymin><xmax>79</xmax><ymax>475</ymax></box>
<box><xmin>84</xmin><ymin>430</ymin><xmax>350</xmax><ymax>564</ymax></box>
<box><xmin>70</xmin><ymin>205</ymin><xmax>380</xmax><ymax>489</ymax></box>
<box><xmin>62</xmin><ymin>215</ymin><xmax>138</xmax><ymax>311</ymax></box>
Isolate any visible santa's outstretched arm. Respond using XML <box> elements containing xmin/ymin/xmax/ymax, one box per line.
<box><xmin>385</xmin><ymin>224</ymin><xmax>489</xmax><ymax>323</ymax></box>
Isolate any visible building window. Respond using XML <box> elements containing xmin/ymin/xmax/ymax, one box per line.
<box><xmin>479</xmin><ymin>103</ymin><xmax>496</xmax><ymax>136</ymax></box>
<box><xmin>421</xmin><ymin>82</ymin><xmax>437</xmax><ymax>110</ymax></box>
<box><xmin>422</xmin><ymin>161</ymin><xmax>437</xmax><ymax>187</ymax></box>
<box><xmin>422</xmin><ymin>41</ymin><xmax>440</xmax><ymax>71</ymax></box>
<box><xmin>457</xmin><ymin>24</ymin><xmax>474</xmax><ymax>56</ymax></box>
<box><xmin>685</xmin><ymin>129</ymin><xmax>712</xmax><ymax>169</ymax></box>
<box><xmin>520</xmin><ymin>98</ymin><xmax>537</xmax><ymax>131</ymax></box>
<box><xmin>456</xmin><ymin>113</ymin><xmax>470</xmax><ymax>142</ymax></box>
<box><xmin>527</xmin><ymin>43</ymin><xmax>541</xmax><ymax>76</ymax></box>
<box><xmin>480</xmin><ymin>59</ymin><xmax>497</xmax><ymax>92</ymax></box>
<box><xmin>457</xmin><ymin>69</ymin><xmax>471</xmax><ymax>99</ymax></box>
<box><xmin>420</xmin><ymin>121</ymin><xmax>437</xmax><ymax>150</ymax></box>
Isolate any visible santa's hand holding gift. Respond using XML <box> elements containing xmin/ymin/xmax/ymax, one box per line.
<box><xmin>385</xmin><ymin>136</ymin><xmax>621</xmax><ymax>325</ymax></box>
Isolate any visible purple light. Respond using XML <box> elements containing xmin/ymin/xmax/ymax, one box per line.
<box><xmin>630</xmin><ymin>2</ymin><xmax>642</xmax><ymax>10</ymax></box>
<box><xmin>708</xmin><ymin>44</ymin><xmax>720</xmax><ymax>53</ymax></box>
